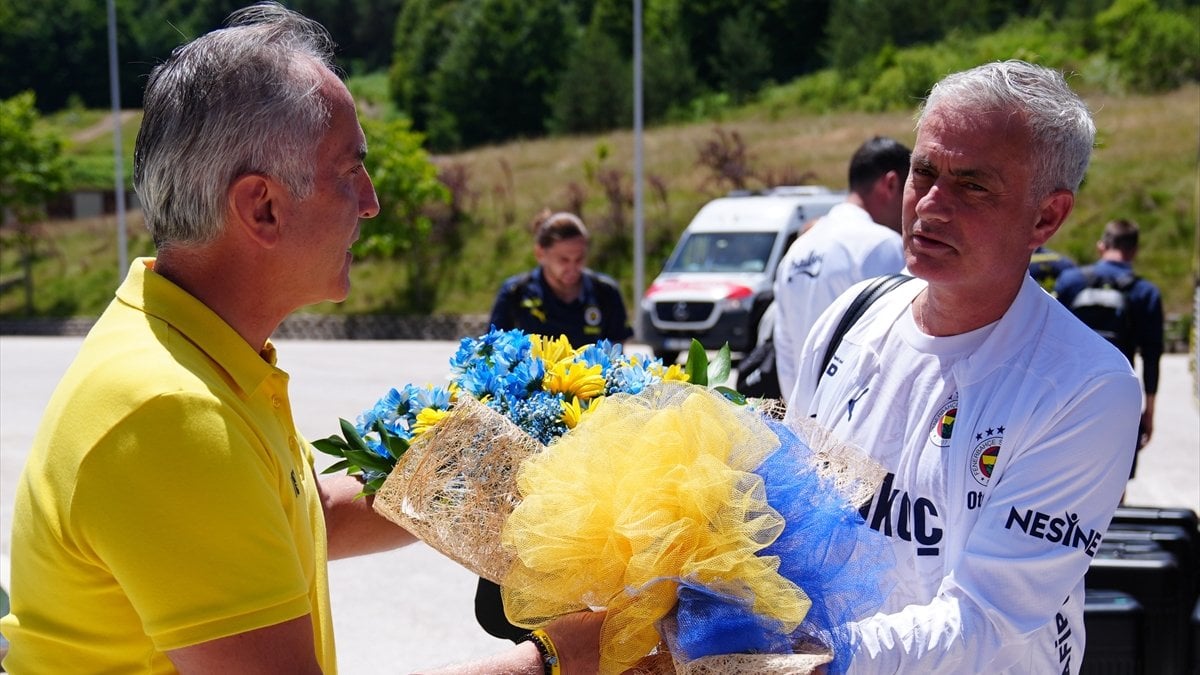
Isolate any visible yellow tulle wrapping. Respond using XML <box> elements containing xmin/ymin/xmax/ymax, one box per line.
<box><xmin>501</xmin><ymin>383</ymin><xmax>813</xmax><ymax>673</ymax></box>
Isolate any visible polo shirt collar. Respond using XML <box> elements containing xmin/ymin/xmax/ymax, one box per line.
<box><xmin>116</xmin><ymin>258</ymin><xmax>282</xmax><ymax>397</ymax></box>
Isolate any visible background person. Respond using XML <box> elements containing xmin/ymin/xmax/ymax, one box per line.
<box><xmin>784</xmin><ymin>60</ymin><xmax>1140</xmax><ymax>672</ymax></box>
<box><xmin>489</xmin><ymin>209</ymin><xmax>633</xmax><ymax>346</ymax></box>
<box><xmin>481</xmin><ymin>209</ymin><xmax>632</xmax><ymax>642</ymax></box>
<box><xmin>1055</xmin><ymin>218</ymin><xmax>1164</xmax><ymax>463</ymax></box>
<box><xmin>1028</xmin><ymin>244</ymin><xmax>1077</xmax><ymax>295</ymax></box>
<box><xmin>772</xmin><ymin>136</ymin><xmax>910</xmax><ymax>398</ymax></box>
<box><xmin>0</xmin><ymin>4</ymin><xmax>600</xmax><ymax>673</ymax></box>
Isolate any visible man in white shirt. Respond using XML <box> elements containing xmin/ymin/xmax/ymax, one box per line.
<box><xmin>773</xmin><ymin>136</ymin><xmax>910</xmax><ymax>397</ymax></box>
<box><xmin>785</xmin><ymin>61</ymin><xmax>1140</xmax><ymax>673</ymax></box>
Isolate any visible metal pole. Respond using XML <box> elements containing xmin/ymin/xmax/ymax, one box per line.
<box><xmin>107</xmin><ymin>0</ymin><xmax>129</xmax><ymax>281</ymax></box>
<box><xmin>632</xmin><ymin>0</ymin><xmax>645</xmax><ymax>341</ymax></box>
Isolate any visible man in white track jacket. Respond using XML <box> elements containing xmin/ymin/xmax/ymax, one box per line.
<box><xmin>785</xmin><ymin>60</ymin><xmax>1142</xmax><ymax>674</ymax></box>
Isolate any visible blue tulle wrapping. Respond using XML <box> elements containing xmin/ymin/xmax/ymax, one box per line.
<box><xmin>672</xmin><ymin>420</ymin><xmax>894</xmax><ymax>674</ymax></box>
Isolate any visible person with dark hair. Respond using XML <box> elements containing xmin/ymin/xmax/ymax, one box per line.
<box><xmin>0</xmin><ymin>4</ymin><xmax>601</xmax><ymax>672</ymax></box>
<box><xmin>785</xmin><ymin>60</ymin><xmax>1140</xmax><ymax>672</ymax></box>
<box><xmin>489</xmin><ymin>209</ymin><xmax>633</xmax><ymax>346</ymax></box>
<box><xmin>481</xmin><ymin>210</ymin><xmax>632</xmax><ymax>642</ymax></box>
<box><xmin>772</xmin><ymin>136</ymin><xmax>911</xmax><ymax>398</ymax></box>
<box><xmin>1056</xmin><ymin>218</ymin><xmax>1164</xmax><ymax>464</ymax></box>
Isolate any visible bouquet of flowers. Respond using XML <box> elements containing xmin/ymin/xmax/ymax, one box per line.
<box><xmin>316</xmin><ymin>329</ymin><xmax>893</xmax><ymax>674</ymax></box>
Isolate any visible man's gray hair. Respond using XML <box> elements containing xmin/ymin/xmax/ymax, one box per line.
<box><xmin>134</xmin><ymin>2</ymin><xmax>338</xmax><ymax>247</ymax></box>
<box><xmin>919</xmin><ymin>60</ymin><xmax>1096</xmax><ymax>199</ymax></box>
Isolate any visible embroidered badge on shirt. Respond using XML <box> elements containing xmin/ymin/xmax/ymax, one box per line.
<box><xmin>970</xmin><ymin>426</ymin><xmax>1004</xmax><ymax>486</ymax></box>
<box><xmin>928</xmin><ymin>393</ymin><xmax>958</xmax><ymax>448</ymax></box>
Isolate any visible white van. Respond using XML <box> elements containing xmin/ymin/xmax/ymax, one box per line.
<box><xmin>639</xmin><ymin>186</ymin><xmax>845</xmax><ymax>362</ymax></box>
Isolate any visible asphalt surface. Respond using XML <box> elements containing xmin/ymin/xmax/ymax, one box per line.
<box><xmin>1</xmin><ymin>337</ymin><xmax>1197</xmax><ymax>672</ymax></box>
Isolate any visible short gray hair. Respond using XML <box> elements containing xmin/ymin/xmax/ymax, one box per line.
<box><xmin>919</xmin><ymin>60</ymin><xmax>1095</xmax><ymax>200</ymax></box>
<box><xmin>134</xmin><ymin>2</ymin><xmax>339</xmax><ymax>247</ymax></box>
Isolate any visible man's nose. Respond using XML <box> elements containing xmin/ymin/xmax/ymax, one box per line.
<box><xmin>359</xmin><ymin>170</ymin><xmax>380</xmax><ymax>219</ymax></box>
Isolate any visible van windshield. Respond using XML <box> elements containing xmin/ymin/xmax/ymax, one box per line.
<box><xmin>664</xmin><ymin>232</ymin><xmax>777</xmax><ymax>274</ymax></box>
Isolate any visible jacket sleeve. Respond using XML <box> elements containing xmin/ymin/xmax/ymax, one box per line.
<box><xmin>1136</xmin><ymin>282</ymin><xmax>1164</xmax><ymax>395</ymax></box>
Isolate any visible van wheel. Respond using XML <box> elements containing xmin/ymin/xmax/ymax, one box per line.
<box><xmin>653</xmin><ymin>349</ymin><xmax>680</xmax><ymax>365</ymax></box>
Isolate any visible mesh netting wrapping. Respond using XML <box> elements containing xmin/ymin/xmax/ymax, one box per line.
<box><xmin>374</xmin><ymin>383</ymin><xmax>892</xmax><ymax>674</ymax></box>
<box><xmin>372</xmin><ymin>395</ymin><xmax>543</xmax><ymax>584</ymax></box>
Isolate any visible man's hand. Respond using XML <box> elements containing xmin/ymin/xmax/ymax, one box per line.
<box><xmin>542</xmin><ymin>610</ymin><xmax>605</xmax><ymax>674</ymax></box>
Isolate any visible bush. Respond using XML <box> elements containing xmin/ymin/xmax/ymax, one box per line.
<box><xmin>1096</xmin><ymin>0</ymin><xmax>1200</xmax><ymax>92</ymax></box>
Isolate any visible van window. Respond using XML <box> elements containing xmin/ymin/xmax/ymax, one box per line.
<box><xmin>666</xmin><ymin>232</ymin><xmax>777</xmax><ymax>274</ymax></box>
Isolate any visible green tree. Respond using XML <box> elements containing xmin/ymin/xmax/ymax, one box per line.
<box><xmin>549</xmin><ymin>26</ymin><xmax>631</xmax><ymax>134</ymax></box>
<box><xmin>1096</xmin><ymin>0</ymin><xmax>1200</xmax><ymax>92</ymax></box>
<box><xmin>390</xmin><ymin>0</ymin><xmax>464</xmax><ymax>132</ymax></box>
<box><xmin>426</xmin><ymin>0</ymin><xmax>570</xmax><ymax>149</ymax></box>
<box><xmin>711</xmin><ymin>6</ymin><xmax>772</xmax><ymax>103</ymax></box>
<box><xmin>0</xmin><ymin>92</ymin><xmax>73</xmax><ymax>313</ymax></box>
<box><xmin>356</xmin><ymin>117</ymin><xmax>450</xmax><ymax>311</ymax></box>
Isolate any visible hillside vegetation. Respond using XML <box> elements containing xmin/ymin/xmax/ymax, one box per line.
<box><xmin>2</xmin><ymin>83</ymin><xmax>1196</xmax><ymax>325</ymax></box>
<box><xmin>2</xmin><ymin>6</ymin><xmax>1197</xmax><ymax>326</ymax></box>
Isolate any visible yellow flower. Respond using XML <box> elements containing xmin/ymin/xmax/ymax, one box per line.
<box><xmin>531</xmin><ymin>334</ymin><xmax>577</xmax><ymax>366</ymax></box>
<box><xmin>560</xmin><ymin>397</ymin><xmax>583</xmax><ymax>429</ymax></box>
<box><xmin>412</xmin><ymin>407</ymin><xmax>449</xmax><ymax>436</ymax></box>
<box><xmin>561</xmin><ymin>396</ymin><xmax>605</xmax><ymax>429</ymax></box>
<box><xmin>544</xmin><ymin>361</ymin><xmax>606</xmax><ymax>401</ymax></box>
<box><xmin>651</xmin><ymin>363</ymin><xmax>690</xmax><ymax>382</ymax></box>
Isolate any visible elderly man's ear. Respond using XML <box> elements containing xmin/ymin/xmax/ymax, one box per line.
<box><xmin>1032</xmin><ymin>189</ymin><xmax>1075</xmax><ymax>248</ymax></box>
<box><xmin>229</xmin><ymin>173</ymin><xmax>283</xmax><ymax>248</ymax></box>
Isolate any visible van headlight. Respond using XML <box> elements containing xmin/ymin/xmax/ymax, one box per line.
<box><xmin>719</xmin><ymin>286</ymin><xmax>755</xmax><ymax>312</ymax></box>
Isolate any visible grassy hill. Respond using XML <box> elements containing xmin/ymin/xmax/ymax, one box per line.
<box><xmin>3</xmin><ymin>83</ymin><xmax>1197</xmax><ymax>334</ymax></box>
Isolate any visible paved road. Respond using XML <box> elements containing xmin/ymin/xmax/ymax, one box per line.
<box><xmin>2</xmin><ymin>337</ymin><xmax>1197</xmax><ymax>672</ymax></box>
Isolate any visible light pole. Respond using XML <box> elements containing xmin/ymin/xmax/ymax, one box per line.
<box><xmin>632</xmin><ymin>0</ymin><xmax>645</xmax><ymax>341</ymax></box>
<box><xmin>107</xmin><ymin>0</ymin><xmax>129</xmax><ymax>282</ymax></box>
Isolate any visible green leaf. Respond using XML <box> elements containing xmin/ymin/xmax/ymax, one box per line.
<box><xmin>685</xmin><ymin>339</ymin><xmax>709</xmax><ymax>387</ymax></box>
<box><xmin>312</xmin><ymin>436</ymin><xmax>350</xmax><ymax>457</ymax></box>
<box><xmin>321</xmin><ymin>459</ymin><xmax>353</xmax><ymax>475</ymax></box>
<box><xmin>374</xmin><ymin>419</ymin><xmax>409</xmax><ymax>461</ymax></box>
<box><xmin>364</xmin><ymin>476</ymin><xmax>387</xmax><ymax>495</ymax></box>
<box><xmin>708</xmin><ymin>344</ymin><xmax>732</xmax><ymax>386</ymax></box>
<box><xmin>340</xmin><ymin>418</ymin><xmax>372</xmax><ymax>454</ymax></box>
<box><xmin>713</xmin><ymin>385</ymin><xmax>747</xmax><ymax>406</ymax></box>
<box><xmin>344</xmin><ymin>448</ymin><xmax>395</xmax><ymax>475</ymax></box>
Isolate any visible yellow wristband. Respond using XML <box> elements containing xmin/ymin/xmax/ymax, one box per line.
<box><xmin>524</xmin><ymin>628</ymin><xmax>561</xmax><ymax>675</ymax></box>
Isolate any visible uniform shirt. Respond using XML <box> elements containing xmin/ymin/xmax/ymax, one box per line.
<box><xmin>785</xmin><ymin>275</ymin><xmax>1141</xmax><ymax>674</ymax></box>
<box><xmin>489</xmin><ymin>267</ymin><xmax>633</xmax><ymax>345</ymax></box>
<box><xmin>1028</xmin><ymin>246</ymin><xmax>1077</xmax><ymax>294</ymax></box>
<box><xmin>0</xmin><ymin>258</ymin><xmax>336</xmax><ymax>673</ymax></box>
<box><xmin>1055</xmin><ymin>259</ymin><xmax>1164</xmax><ymax>396</ymax></box>
<box><xmin>773</xmin><ymin>203</ymin><xmax>904</xmax><ymax>398</ymax></box>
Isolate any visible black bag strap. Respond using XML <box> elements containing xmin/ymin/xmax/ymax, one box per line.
<box><xmin>819</xmin><ymin>273</ymin><xmax>914</xmax><ymax>379</ymax></box>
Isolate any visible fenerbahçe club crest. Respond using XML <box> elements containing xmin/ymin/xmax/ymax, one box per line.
<box><xmin>971</xmin><ymin>427</ymin><xmax>1004</xmax><ymax>486</ymax></box>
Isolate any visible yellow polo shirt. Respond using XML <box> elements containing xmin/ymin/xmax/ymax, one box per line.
<box><xmin>1</xmin><ymin>258</ymin><xmax>336</xmax><ymax>672</ymax></box>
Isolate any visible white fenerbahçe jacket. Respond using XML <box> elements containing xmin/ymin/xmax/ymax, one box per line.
<box><xmin>786</xmin><ymin>274</ymin><xmax>1142</xmax><ymax>674</ymax></box>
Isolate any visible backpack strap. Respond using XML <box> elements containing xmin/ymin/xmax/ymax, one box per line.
<box><xmin>819</xmin><ymin>274</ymin><xmax>914</xmax><ymax>380</ymax></box>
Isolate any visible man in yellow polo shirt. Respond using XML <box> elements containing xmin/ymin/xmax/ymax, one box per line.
<box><xmin>0</xmin><ymin>3</ymin><xmax>600</xmax><ymax>673</ymax></box>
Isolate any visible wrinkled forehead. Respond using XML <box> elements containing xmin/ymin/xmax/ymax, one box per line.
<box><xmin>915</xmin><ymin>101</ymin><xmax>1032</xmax><ymax>162</ymax></box>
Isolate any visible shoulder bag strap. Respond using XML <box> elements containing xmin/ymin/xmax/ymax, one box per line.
<box><xmin>819</xmin><ymin>273</ymin><xmax>914</xmax><ymax>380</ymax></box>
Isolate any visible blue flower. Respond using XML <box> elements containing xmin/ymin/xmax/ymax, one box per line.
<box><xmin>607</xmin><ymin>358</ymin><xmax>659</xmax><ymax>395</ymax></box>
<box><xmin>577</xmin><ymin>340</ymin><xmax>622</xmax><ymax>372</ymax></box>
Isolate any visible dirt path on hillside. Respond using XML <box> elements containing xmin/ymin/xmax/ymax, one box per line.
<box><xmin>72</xmin><ymin>110</ymin><xmax>138</xmax><ymax>144</ymax></box>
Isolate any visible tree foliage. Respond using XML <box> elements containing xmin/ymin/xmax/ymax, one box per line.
<box><xmin>0</xmin><ymin>93</ymin><xmax>72</xmax><ymax>223</ymax></box>
<box><xmin>0</xmin><ymin>0</ymin><xmax>405</xmax><ymax>111</ymax></box>
<box><xmin>356</xmin><ymin>117</ymin><xmax>451</xmax><ymax>311</ymax></box>
<box><xmin>424</xmin><ymin>0</ymin><xmax>570</xmax><ymax>150</ymax></box>
<box><xmin>549</xmin><ymin>27</ymin><xmax>631</xmax><ymax>134</ymax></box>
<box><xmin>1095</xmin><ymin>0</ymin><xmax>1200</xmax><ymax>91</ymax></box>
